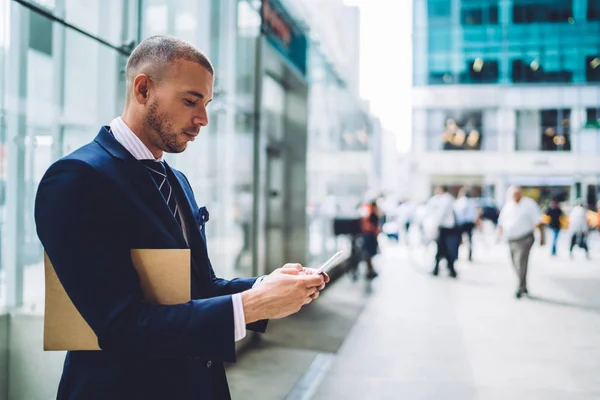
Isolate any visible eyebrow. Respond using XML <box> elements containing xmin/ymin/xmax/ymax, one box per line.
<box><xmin>186</xmin><ymin>90</ymin><xmax>205</xmax><ymax>99</ymax></box>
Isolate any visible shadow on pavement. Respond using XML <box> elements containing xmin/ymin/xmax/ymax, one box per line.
<box><xmin>527</xmin><ymin>295</ymin><xmax>600</xmax><ymax>314</ymax></box>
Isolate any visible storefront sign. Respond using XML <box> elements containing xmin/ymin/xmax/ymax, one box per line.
<box><xmin>261</xmin><ymin>0</ymin><xmax>308</xmax><ymax>77</ymax></box>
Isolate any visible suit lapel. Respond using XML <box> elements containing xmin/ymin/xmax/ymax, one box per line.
<box><xmin>167</xmin><ymin>165</ymin><xmax>209</xmax><ymax>256</ymax></box>
<box><xmin>94</xmin><ymin>127</ymin><xmax>187</xmax><ymax>248</ymax></box>
<box><xmin>165</xmin><ymin>164</ymin><xmax>215</xmax><ymax>285</ymax></box>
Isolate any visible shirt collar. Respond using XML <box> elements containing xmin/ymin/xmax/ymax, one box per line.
<box><xmin>109</xmin><ymin>116</ymin><xmax>164</xmax><ymax>162</ymax></box>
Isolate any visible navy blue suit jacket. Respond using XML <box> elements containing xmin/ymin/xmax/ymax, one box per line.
<box><xmin>35</xmin><ymin>127</ymin><xmax>267</xmax><ymax>400</ymax></box>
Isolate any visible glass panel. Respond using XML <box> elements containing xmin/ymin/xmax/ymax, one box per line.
<box><xmin>0</xmin><ymin>0</ymin><xmax>9</xmax><ymax>307</ymax></box>
<box><xmin>0</xmin><ymin>1</ymin><xmax>127</xmax><ymax>309</ymax></box>
<box><xmin>589</xmin><ymin>0</ymin><xmax>600</xmax><ymax>20</ymax></box>
<box><xmin>428</xmin><ymin>110</ymin><xmax>484</xmax><ymax>151</ymax></box>
<box><xmin>513</xmin><ymin>0</ymin><xmax>573</xmax><ymax>23</ymax></box>
<box><xmin>232</xmin><ymin>0</ymin><xmax>259</xmax><ymax>278</ymax></box>
<box><xmin>64</xmin><ymin>0</ymin><xmax>125</xmax><ymax>46</ymax></box>
<box><xmin>540</xmin><ymin>109</ymin><xmax>571</xmax><ymax>151</ymax></box>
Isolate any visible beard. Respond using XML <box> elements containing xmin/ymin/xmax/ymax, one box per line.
<box><xmin>146</xmin><ymin>100</ymin><xmax>187</xmax><ymax>154</ymax></box>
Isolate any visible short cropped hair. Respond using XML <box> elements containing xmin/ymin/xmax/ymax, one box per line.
<box><xmin>125</xmin><ymin>35</ymin><xmax>213</xmax><ymax>96</ymax></box>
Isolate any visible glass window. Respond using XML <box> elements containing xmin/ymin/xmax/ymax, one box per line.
<box><xmin>513</xmin><ymin>0</ymin><xmax>573</xmax><ymax>23</ymax></box>
<box><xmin>427</xmin><ymin>110</ymin><xmax>484</xmax><ymax>151</ymax></box>
<box><xmin>23</xmin><ymin>0</ymin><xmax>126</xmax><ymax>48</ymax></box>
<box><xmin>586</xmin><ymin>55</ymin><xmax>600</xmax><ymax>82</ymax></box>
<box><xmin>540</xmin><ymin>109</ymin><xmax>571</xmax><ymax>151</ymax></box>
<box><xmin>461</xmin><ymin>0</ymin><xmax>499</xmax><ymax>25</ymax></box>
<box><xmin>588</xmin><ymin>0</ymin><xmax>600</xmax><ymax>20</ymax></box>
<box><xmin>428</xmin><ymin>28</ymin><xmax>452</xmax><ymax>52</ymax></box>
<box><xmin>461</xmin><ymin>58</ymin><xmax>499</xmax><ymax>83</ymax></box>
<box><xmin>427</xmin><ymin>0</ymin><xmax>451</xmax><ymax>18</ymax></box>
<box><xmin>511</xmin><ymin>56</ymin><xmax>573</xmax><ymax>83</ymax></box>
<box><xmin>585</xmin><ymin>108</ymin><xmax>600</xmax><ymax>128</ymax></box>
<box><xmin>29</xmin><ymin>9</ymin><xmax>53</xmax><ymax>55</ymax></box>
<box><xmin>0</xmin><ymin>1</ymin><xmax>129</xmax><ymax>309</ymax></box>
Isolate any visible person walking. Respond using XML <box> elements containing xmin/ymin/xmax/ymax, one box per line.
<box><xmin>498</xmin><ymin>186</ymin><xmax>545</xmax><ymax>299</ymax></box>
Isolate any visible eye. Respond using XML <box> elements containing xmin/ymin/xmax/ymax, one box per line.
<box><xmin>183</xmin><ymin>99</ymin><xmax>197</xmax><ymax>107</ymax></box>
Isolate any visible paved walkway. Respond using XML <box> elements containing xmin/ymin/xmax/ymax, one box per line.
<box><xmin>228</xmin><ymin>232</ymin><xmax>600</xmax><ymax>399</ymax></box>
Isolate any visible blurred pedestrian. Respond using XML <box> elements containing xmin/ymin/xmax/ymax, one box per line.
<box><xmin>544</xmin><ymin>199</ymin><xmax>564</xmax><ymax>256</ymax></box>
<box><xmin>568</xmin><ymin>200</ymin><xmax>590</xmax><ymax>259</ymax></box>
<box><xmin>360</xmin><ymin>200</ymin><xmax>382</xmax><ymax>279</ymax></box>
<box><xmin>428</xmin><ymin>186</ymin><xmax>459</xmax><ymax>278</ymax></box>
<box><xmin>455</xmin><ymin>187</ymin><xmax>479</xmax><ymax>261</ymax></box>
<box><xmin>498</xmin><ymin>186</ymin><xmax>545</xmax><ymax>299</ymax></box>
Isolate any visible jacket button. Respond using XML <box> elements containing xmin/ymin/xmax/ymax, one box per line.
<box><xmin>206</xmin><ymin>360</ymin><xmax>212</xmax><ymax>368</ymax></box>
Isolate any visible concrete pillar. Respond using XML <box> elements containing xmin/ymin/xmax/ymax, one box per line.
<box><xmin>498</xmin><ymin>108</ymin><xmax>516</xmax><ymax>152</ymax></box>
<box><xmin>570</xmin><ymin>107</ymin><xmax>587</xmax><ymax>153</ymax></box>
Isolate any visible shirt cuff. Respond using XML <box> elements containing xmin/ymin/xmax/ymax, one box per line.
<box><xmin>232</xmin><ymin>293</ymin><xmax>246</xmax><ymax>342</ymax></box>
<box><xmin>252</xmin><ymin>276</ymin><xmax>265</xmax><ymax>288</ymax></box>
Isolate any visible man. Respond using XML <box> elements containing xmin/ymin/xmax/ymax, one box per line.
<box><xmin>568</xmin><ymin>200</ymin><xmax>590</xmax><ymax>259</ymax></box>
<box><xmin>428</xmin><ymin>186</ymin><xmax>459</xmax><ymax>278</ymax></box>
<box><xmin>544</xmin><ymin>199</ymin><xmax>564</xmax><ymax>256</ymax></box>
<box><xmin>498</xmin><ymin>186</ymin><xmax>545</xmax><ymax>299</ymax></box>
<box><xmin>454</xmin><ymin>188</ymin><xmax>479</xmax><ymax>261</ymax></box>
<box><xmin>394</xmin><ymin>199</ymin><xmax>415</xmax><ymax>245</ymax></box>
<box><xmin>34</xmin><ymin>36</ymin><xmax>327</xmax><ymax>400</ymax></box>
<box><xmin>359</xmin><ymin>199</ymin><xmax>381</xmax><ymax>279</ymax></box>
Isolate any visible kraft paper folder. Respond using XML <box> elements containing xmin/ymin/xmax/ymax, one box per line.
<box><xmin>44</xmin><ymin>249</ymin><xmax>191</xmax><ymax>351</ymax></box>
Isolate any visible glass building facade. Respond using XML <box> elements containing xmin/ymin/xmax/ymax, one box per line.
<box><xmin>414</xmin><ymin>0</ymin><xmax>600</xmax><ymax>86</ymax></box>
<box><xmin>411</xmin><ymin>0</ymin><xmax>600</xmax><ymax>208</ymax></box>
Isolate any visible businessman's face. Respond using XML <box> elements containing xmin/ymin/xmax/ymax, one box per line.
<box><xmin>145</xmin><ymin>59</ymin><xmax>213</xmax><ymax>154</ymax></box>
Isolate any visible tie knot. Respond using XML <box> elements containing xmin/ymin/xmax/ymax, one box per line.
<box><xmin>141</xmin><ymin>160</ymin><xmax>167</xmax><ymax>176</ymax></box>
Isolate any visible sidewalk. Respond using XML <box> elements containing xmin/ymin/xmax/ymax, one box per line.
<box><xmin>228</xmin><ymin>233</ymin><xmax>600</xmax><ymax>399</ymax></box>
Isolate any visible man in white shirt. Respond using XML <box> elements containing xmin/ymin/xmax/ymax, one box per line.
<box><xmin>428</xmin><ymin>186</ymin><xmax>460</xmax><ymax>278</ymax></box>
<box><xmin>454</xmin><ymin>188</ymin><xmax>480</xmax><ymax>261</ymax></box>
<box><xmin>498</xmin><ymin>186</ymin><xmax>545</xmax><ymax>299</ymax></box>
<box><xmin>395</xmin><ymin>199</ymin><xmax>416</xmax><ymax>245</ymax></box>
<box><xmin>568</xmin><ymin>200</ymin><xmax>590</xmax><ymax>258</ymax></box>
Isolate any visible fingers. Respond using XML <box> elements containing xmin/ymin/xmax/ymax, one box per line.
<box><xmin>317</xmin><ymin>282</ymin><xmax>326</xmax><ymax>291</ymax></box>
<box><xmin>280</xmin><ymin>268</ymin><xmax>301</xmax><ymax>276</ymax></box>
<box><xmin>300</xmin><ymin>273</ymin><xmax>325</xmax><ymax>288</ymax></box>
<box><xmin>282</xmin><ymin>263</ymin><xmax>303</xmax><ymax>271</ymax></box>
<box><xmin>310</xmin><ymin>290</ymin><xmax>320</xmax><ymax>300</ymax></box>
<box><xmin>280</xmin><ymin>263</ymin><xmax>303</xmax><ymax>275</ymax></box>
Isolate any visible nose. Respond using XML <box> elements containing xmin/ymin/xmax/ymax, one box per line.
<box><xmin>193</xmin><ymin>107</ymin><xmax>209</xmax><ymax>128</ymax></box>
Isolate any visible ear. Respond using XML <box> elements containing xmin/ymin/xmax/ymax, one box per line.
<box><xmin>131</xmin><ymin>74</ymin><xmax>152</xmax><ymax>104</ymax></box>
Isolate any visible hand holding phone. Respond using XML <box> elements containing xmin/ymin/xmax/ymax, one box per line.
<box><xmin>313</xmin><ymin>250</ymin><xmax>345</xmax><ymax>275</ymax></box>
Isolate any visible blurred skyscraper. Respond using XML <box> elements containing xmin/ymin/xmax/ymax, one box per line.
<box><xmin>411</xmin><ymin>0</ymin><xmax>600</xmax><ymax>207</ymax></box>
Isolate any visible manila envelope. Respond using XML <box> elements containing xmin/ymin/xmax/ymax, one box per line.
<box><xmin>43</xmin><ymin>249</ymin><xmax>190</xmax><ymax>351</ymax></box>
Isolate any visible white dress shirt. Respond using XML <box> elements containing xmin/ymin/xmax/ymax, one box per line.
<box><xmin>428</xmin><ymin>192</ymin><xmax>456</xmax><ymax>229</ymax></box>
<box><xmin>499</xmin><ymin>196</ymin><xmax>541</xmax><ymax>240</ymax></box>
<box><xmin>568</xmin><ymin>206</ymin><xmax>588</xmax><ymax>233</ymax></box>
<box><xmin>454</xmin><ymin>196</ymin><xmax>479</xmax><ymax>225</ymax></box>
<box><xmin>110</xmin><ymin>117</ymin><xmax>253</xmax><ymax>342</ymax></box>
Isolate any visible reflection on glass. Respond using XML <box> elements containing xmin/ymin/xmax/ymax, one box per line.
<box><xmin>440</xmin><ymin>112</ymin><xmax>483</xmax><ymax>151</ymax></box>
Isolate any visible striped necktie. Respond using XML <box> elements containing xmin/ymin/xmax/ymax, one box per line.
<box><xmin>141</xmin><ymin>160</ymin><xmax>180</xmax><ymax>225</ymax></box>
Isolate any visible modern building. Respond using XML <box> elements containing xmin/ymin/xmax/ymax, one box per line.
<box><xmin>411</xmin><ymin>0</ymin><xmax>600</xmax><ymax>207</ymax></box>
<box><xmin>0</xmin><ymin>0</ymin><xmax>370</xmax><ymax>397</ymax></box>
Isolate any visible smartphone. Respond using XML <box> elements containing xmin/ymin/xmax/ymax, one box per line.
<box><xmin>313</xmin><ymin>250</ymin><xmax>345</xmax><ymax>275</ymax></box>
